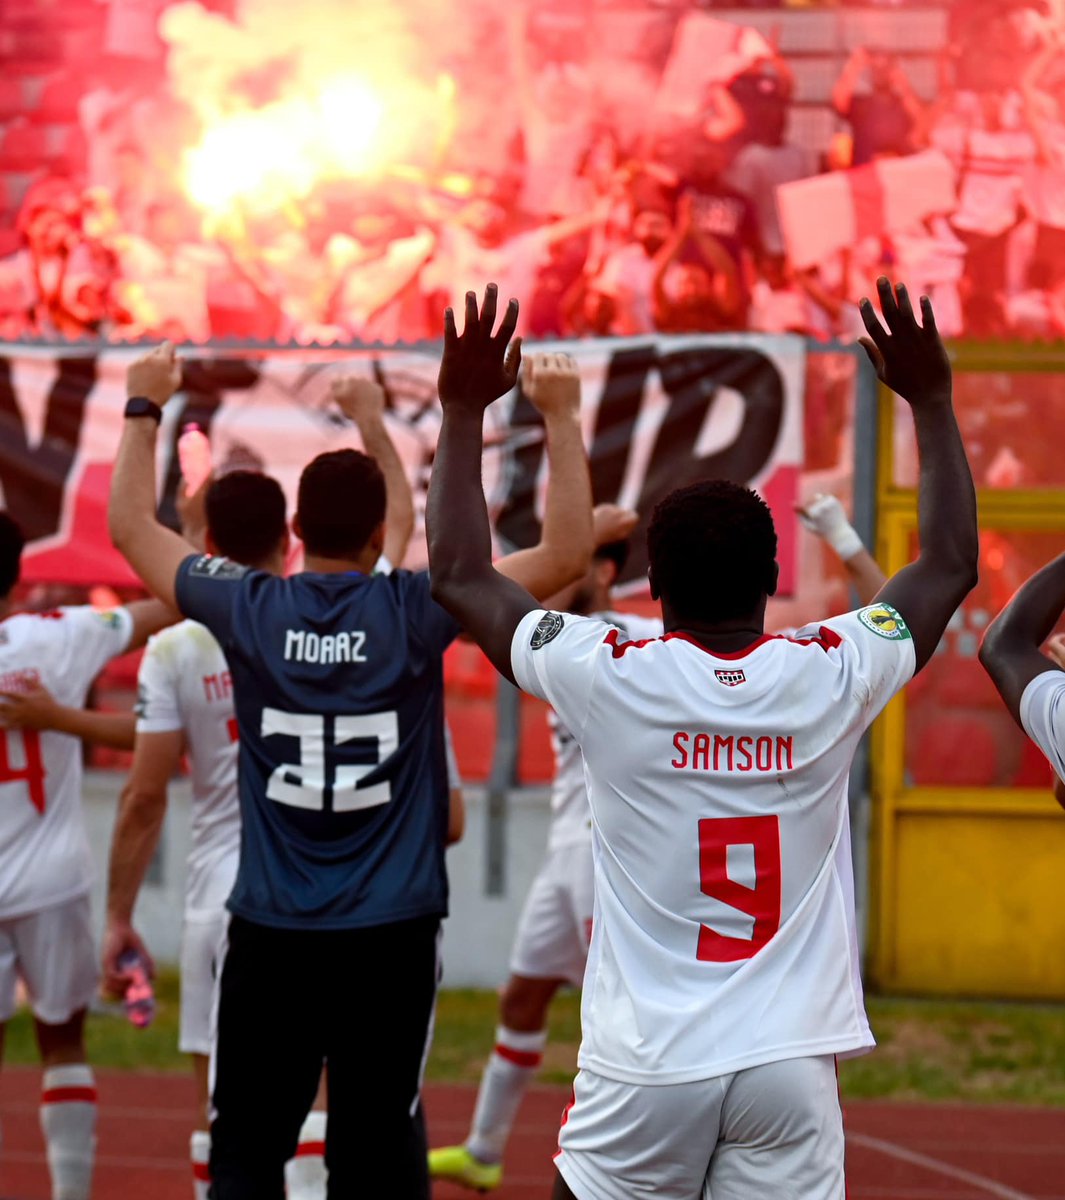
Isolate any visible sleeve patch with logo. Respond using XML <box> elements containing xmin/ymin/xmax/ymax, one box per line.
<box><xmin>189</xmin><ymin>555</ymin><xmax>249</xmax><ymax>582</ymax></box>
<box><xmin>857</xmin><ymin>604</ymin><xmax>911</xmax><ymax>641</ymax></box>
<box><xmin>531</xmin><ymin>611</ymin><xmax>564</xmax><ymax>650</ymax></box>
<box><xmin>94</xmin><ymin>610</ymin><xmax>123</xmax><ymax>630</ymax></box>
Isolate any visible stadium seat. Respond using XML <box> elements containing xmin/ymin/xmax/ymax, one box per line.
<box><xmin>32</xmin><ymin>76</ymin><xmax>84</xmax><ymax>124</ymax></box>
<box><xmin>0</xmin><ymin>170</ymin><xmax>37</xmax><ymax>215</ymax></box>
<box><xmin>0</xmin><ymin>121</ymin><xmax>47</xmax><ymax>172</ymax></box>
<box><xmin>0</xmin><ymin>78</ymin><xmax>26</xmax><ymax>121</ymax></box>
<box><xmin>42</xmin><ymin>123</ymin><xmax>87</xmax><ymax>173</ymax></box>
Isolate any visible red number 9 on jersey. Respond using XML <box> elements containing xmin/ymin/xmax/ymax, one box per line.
<box><xmin>696</xmin><ymin>815</ymin><xmax>781</xmax><ymax>963</ymax></box>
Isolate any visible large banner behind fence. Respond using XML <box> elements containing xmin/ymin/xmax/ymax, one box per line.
<box><xmin>0</xmin><ymin>335</ymin><xmax>805</xmax><ymax>593</ymax></box>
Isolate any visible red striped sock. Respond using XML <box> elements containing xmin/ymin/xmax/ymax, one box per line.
<box><xmin>467</xmin><ymin>1026</ymin><xmax>547</xmax><ymax>1163</ymax></box>
<box><xmin>40</xmin><ymin>1065</ymin><xmax>97</xmax><ymax>1200</ymax></box>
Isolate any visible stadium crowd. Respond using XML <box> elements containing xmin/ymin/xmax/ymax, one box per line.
<box><xmin>0</xmin><ymin>0</ymin><xmax>1061</xmax><ymax>345</ymax></box>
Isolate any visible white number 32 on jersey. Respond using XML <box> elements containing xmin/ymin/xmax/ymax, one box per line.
<box><xmin>260</xmin><ymin>708</ymin><xmax>399</xmax><ymax>812</ymax></box>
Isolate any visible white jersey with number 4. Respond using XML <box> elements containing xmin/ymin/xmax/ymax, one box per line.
<box><xmin>548</xmin><ymin>611</ymin><xmax>663</xmax><ymax>851</ymax></box>
<box><xmin>135</xmin><ymin>620</ymin><xmax>241</xmax><ymax>918</ymax></box>
<box><xmin>0</xmin><ymin>606</ymin><xmax>133</xmax><ymax>919</ymax></box>
<box><xmin>512</xmin><ymin>604</ymin><xmax>915</xmax><ymax>1085</ymax></box>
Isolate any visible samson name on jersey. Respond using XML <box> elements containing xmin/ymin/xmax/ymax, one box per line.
<box><xmin>175</xmin><ymin>556</ymin><xmax>460</xmax><ymax>931</ymax></box>
<box><xmin>0</xmin><ymin>606</ymin><xmax>132</xmax><ymax>918</ymax></box>
<box><xmin>512</xmin><ymin>605</ymin><xmax>915</xmax><ymax>1084</ymax></box>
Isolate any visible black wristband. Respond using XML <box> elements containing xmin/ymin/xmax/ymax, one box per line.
<box><xmin>124</xmin><ymin>396</ymin><xmax>163</xmax><ymax>424</ymax></box>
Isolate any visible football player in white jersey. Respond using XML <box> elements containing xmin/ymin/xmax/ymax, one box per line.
<box><xmin>0</xmin><ymin>512</ymin><xmax>174</xmax><ymax>1200</ymax></box>
<box><xmin>425</xmin><ymin>279</ymin><xmax>978</xmax><ymax>1200</ymax></box>
<box><xmin>430</xmin><ymin>496</ymin><xmax>886</xmax><ymax>1193</ymax></box>
<box><xmin>980</xmin><ymin>546</ymin><xmax>1065</xmax><ymax>797</ymax></box>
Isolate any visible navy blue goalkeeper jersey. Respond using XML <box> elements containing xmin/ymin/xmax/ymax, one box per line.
<box><xmin>175</xmin><ymin>555</ymin><xmax>460</xmax><ymax>930</ymax></box>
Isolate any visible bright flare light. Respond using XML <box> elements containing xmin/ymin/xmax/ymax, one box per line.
<box><xmin>184</xmin><ymin>75</ymin><xmax>386</xmax><ymax>214</ymax></box>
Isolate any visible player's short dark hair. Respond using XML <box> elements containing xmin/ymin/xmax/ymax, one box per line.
<box><xmin>206</xmin><ymin>471</ymin><xmax>287</xmax><ymax>566</ymax></box>
<box><xmin>297</xmin><ymin>449</ymin><xmax>386</xmax><ymax>559</ymax></box>
<box><xmin>0</xmin><ymin>512</ymin><xmax>25</xmax><ymax>598</ymax></box>
<box><xmin>647</xmin><ymin>480</ymin><xmax>778</xmax><ymax>622</ymax></box>
<box><xmin>594</xmin><ymin>539</ymin><xmax>630</xmax><ymax>580</ymax></box>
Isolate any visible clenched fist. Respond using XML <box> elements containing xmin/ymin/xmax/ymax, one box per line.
<box><xmin>127</xmin><ymin>342</ymin><xmax>182</xmax><ymax>407</ymax></box>
<box><xmin>332</xmin><ymin>375</ymin><xmax>386</xmax><ymax>426</ymax></box>
<box><xmin>523</xmin><ymin>351</ymin><xmax>581</xmax><ymax>420</ymax></box>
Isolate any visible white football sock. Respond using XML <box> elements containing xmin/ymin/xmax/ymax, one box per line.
<box><xmin>285</xmin><ymin>1110</ymin><xmax>327</xmax><ymax>1200</ymax></box>
<box><xmin>190</xmin><ymin>1129</ymin><xmax>211</xmax><ymax>1200</ymax></box>
<box><xmin>466</xmin><ymin>1027</ymin><xmax>547</xmax><ymax>1165</ymax></box>
<box><xmin>39</xmin><ymin>1065</ymin><xmax>97</xmax><ymax>1200</ymax></box>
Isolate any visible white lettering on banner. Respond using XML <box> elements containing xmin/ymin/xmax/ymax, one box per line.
<box><xmin>284</xmin><ymin>629</ymin><xmax>368</xmax><ymax>664</ymax></box>
<box><xmin>4</xmin><ymin>338</ymin><xmax>806</xmax><ymax>597</ymax></box>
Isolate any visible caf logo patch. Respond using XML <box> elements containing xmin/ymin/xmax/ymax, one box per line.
<box><xmin>189</xmin><ymin>555</ymin><xmax>249</xmax><ymax>582</ymax></box>
<box><xmin>531</xmin><ymin>611</ymin><xmax>564</xmax><ymax>650</ymax></box>
<box><xmin>857</xmin><ymin>604</ymin><xmax>910</xmax><ymax>641</ymax></box>
<box><xmin>715</xmin><ymin>669</ymin><xmax>746</xmax><ymax>687</ymax></box>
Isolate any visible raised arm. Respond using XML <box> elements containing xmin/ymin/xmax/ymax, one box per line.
<box><xmin>688</xmin><ymin>226</ymin><xmax>742</xmax><ymax>321</ymax></box>
<box><xmin>979</xmin><ymin>552</ymin><xmax>1065</xmax><ymax>725</ymax></box>
<box><xmin>427</xmin><ymin>286</ymin><xmax>544</xmax><ymax>682</ymax></box>
<box><xmin>109</xmin><ymin>343</ymin><xmax>200</xmax><ymax>607</ymax></box>
<box><xmin>331</xmin><ymin>375</ymin><xmax>415</xmax><ymax>567</ymax></box>
<box><xmin>0</xmin><ymin>683</ymin><xmax>135</xmax><ymax>750</ymax></box>
<box><xmin>859</xmin><ymin>277</ymin><xmax>978</xmax><ymax>672</ymax></box>
<box><xmin>494</xmin><ymin>352</ymin><xmax>594</xmax><ymax>599</ymax></box>
<box><xmin>652</xmin><ymin>202</ymin><xmax>691</xmax><ymax>324</ymax></box>
<box><xmin>833</xmin><ymin>46</ymin><xmax>868</xmax><ymax>117</ymax></box>
<box><xmin>101</xmin><ymin>729</ymin><xmax>183</xmax><ymax>994</ymax></box>
<box><xmin>798</xmin><ymin>493</ymin><xmax>886</xmax><ymax>607</ymax></box>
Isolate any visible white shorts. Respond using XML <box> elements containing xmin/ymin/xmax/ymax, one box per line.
<box><xmin>0</xmin><ymin>895</ymin><xmax>98</xmax><ymax>1026</ymax></box>
<box><xmin>179</xmin><ymin>911</ymin><xmax>227</xmax><ymax>1056</ymax></box>
<box><xmin>509</xmin><ymin>841</ymin><xmax>593</xmax><ymax>987</ymax></box>
<box><xmin>556</xmin><ymin>1056</ymin><xmax>845</xmax><ymax>1200</ymax></box>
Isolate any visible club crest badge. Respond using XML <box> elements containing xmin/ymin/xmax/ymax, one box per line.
<box><xmin>857</xmin><ymin>604</ymin><xmax>910</xmax><ymax>641</ymax></box>
<box><xmin>531</xmin><ymin>611</ymin><xmax>564</xmax><ymax>650</ymax></box>
<box><xmin>715</xmin><ymin>669</ymin><xmax>746</xmax><ymax>687</ymax></box>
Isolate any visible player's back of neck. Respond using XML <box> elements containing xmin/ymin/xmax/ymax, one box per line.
<box><xmin>661</xmin><ymin>599</ymin><xmax>767</xmax><ymax>654</ymax></box>
<box><xmin>302</xmin><ymin>550</ymin><xmax>377</xmax><ymax>576</ymax></box>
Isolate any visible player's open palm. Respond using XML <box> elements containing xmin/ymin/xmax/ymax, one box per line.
<box><xmin>858</xmin><ymin>277</ymin><xmax>951</xmax><ymax>407</ymax></box>
<box><xmin>524</xmin><ymin>352</ymin><xmax>580</xmax><ymax>420</ymax></box>
<box><xmin>438</xmin><ymin>284</ymin><xmax>522</xmax><ymax>413</ymax></box>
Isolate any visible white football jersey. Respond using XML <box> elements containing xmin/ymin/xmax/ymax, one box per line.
<box><xmin>135</xmin><ymin>621</ymin><xmax>241</xmax><ymax>918</ymax></box>
<box><xmin>512</xmin><ymin>603</ymin><xmax>915</xmax><ymax>1085</ymax></box>
<box><xmin>547</xmin><ymin>611</ymin><xmax>662</xmax><ymax>851</ymax></box>
<box><xmin>1019</xmin><ymin>670</ymin><xmax>1065</xmax><ymax>778</ymax></box>
<box><xmin>0</xmin><ymin>606</ymin><xmax>133</xmax><ymax>918</ymax></box>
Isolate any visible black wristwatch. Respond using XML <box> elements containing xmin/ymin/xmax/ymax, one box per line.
<box><xmin>124</xmin><ymin>396</ymin><xmax>163</xmax><ymax>424</ymax></box>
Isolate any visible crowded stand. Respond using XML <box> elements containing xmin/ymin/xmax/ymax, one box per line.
<box><xmin>0</xmin><ymin>0</ymin><xmax>1060</xmax><ymax>344</ymax></box>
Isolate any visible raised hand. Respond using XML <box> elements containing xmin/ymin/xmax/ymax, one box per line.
<box><xmin>858</xmin><ymin>277</ymin><xmax>951</xmax><ymax>406</ymax></box>
<box><xmin>438</xmin><ymin>284</ymin><xmax>521</xmax><ymax>413</ymax></box>
<box><xmin>523</xmin><ymin>352</ymin><xmax>580</xmax><ymax>421</ymax></box>
<box><xmin>127</xmin><ymin>341</ymin><xmax>182</xmax><ymax>407</ymax></box>
<box><xmin>331</xmin><ymin>375</ymin><xmax>386</xmax><ymax>427</ymax></box>
<box><xmin>593</xmin><ymin>503</ymin><xmax>639</xmax><ymax>547</ymax></box>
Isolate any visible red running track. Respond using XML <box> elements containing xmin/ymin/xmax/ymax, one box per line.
<box><xmin>1</xmin><ymin>1069</ymin><xmax>1063</xmax><ymax>1199</ymax></box>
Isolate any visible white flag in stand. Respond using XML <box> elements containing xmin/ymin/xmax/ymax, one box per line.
<box><xmin>655</xmin><ymin>13</ymin><xmax>772</xmax><ymax>119</ymax></box>
<box><xmin>777</xmin><ymin>150</ymin><xmax>958</xmax><ymax>271</ymax></box>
